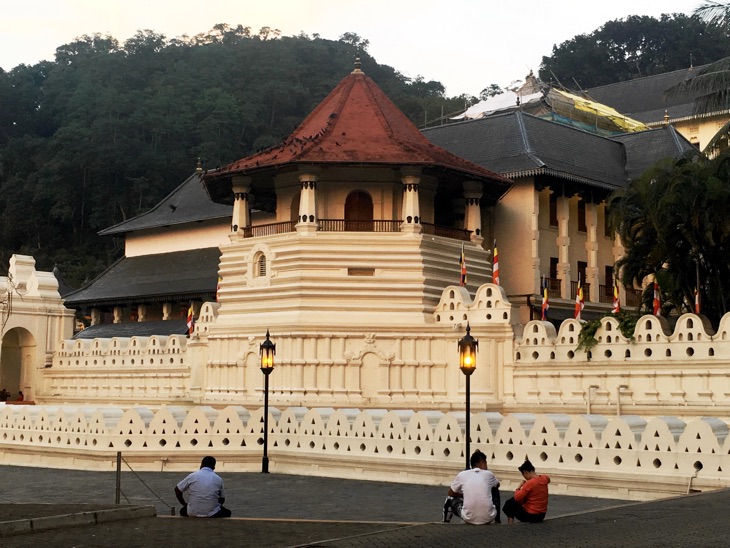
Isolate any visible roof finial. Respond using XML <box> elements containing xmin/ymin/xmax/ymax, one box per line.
<box><xmin>196</xmin><ymin>158</ymin><xmax>203</xmax><ymax>173</ymax></box>
<box><xmin>352</xmin><ymin>50</ymin><xmax>363</xmax><ymax>74</ymax></box>
<box><xmin>663</xmin><ymin>110</ymin><xmax>669</xmax><ymax>125</ymax></box>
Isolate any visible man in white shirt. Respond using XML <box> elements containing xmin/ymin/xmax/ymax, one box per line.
<box><xmin>443</xmin><ymin>449</ymin><xmax>500</xmax><ymax>525</ymax></box>
<box><xmin>175</xmin><ymin>456</ymin><xmax>231</xmax><ymax>518</ymax></box>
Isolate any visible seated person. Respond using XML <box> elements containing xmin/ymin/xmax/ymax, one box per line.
<box><xmin>443</xmin><ymin>449</ymin><xmax>500</xmax><ymax>525</ymax></box>
<box><xmin>502</xmin><ymin>459</ymin><xmax>550</xmax><ymax>524</ymax></box>
<box><xmin>174</xmin><ymin>456</ymin><xmax>231</xmax><ymax>518</ymax></box>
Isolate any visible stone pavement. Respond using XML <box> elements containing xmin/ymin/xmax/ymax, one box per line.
<box><xmin>0</xmin><ymin>465</ymin><xmax>727</xmax><ymax>546</ymax></box>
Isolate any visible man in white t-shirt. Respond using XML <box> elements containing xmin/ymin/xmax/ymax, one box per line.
<box><xmin>443</xmin><ymin>449</ymin><xmax>500</xmax><ymax>525</ymax></box>
<box><xmin>175</xmin><ymin>456</ymin><xmax>231</xmax><ymax>518</ymax></box>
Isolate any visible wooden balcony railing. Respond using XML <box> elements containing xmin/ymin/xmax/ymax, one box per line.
<box><xmin>242</xmin><ymin>219</ymin><xmax>471</xmax><ymax>240</ymax></box>
<box><xmin>420</xmin><ymin>223</ymin><xmax>472</xmax><ymax>241</ymax></box>
<box><xmin>318</xmin><ymin>219</ymin><xmax>402</xmax><ymax>233</ymax></box>
<box><xmin>626</xmin><ymin>288</ymin><xmax>642</xmax><ymax>307</ymax></box>
<box><xmin>598</xmin><ymin>284</ymin><xmax>614</xmax><ymax>304</ymax></box>
<box><xmin>570</xmin><ymin>281</ymin><xmax>591</xmax><ymax>302</ymax></box>
<box><xmin>242</xmin><ymin>221</ymin><xmax>296</xmax><ymax>238</ymax></box>
<box><xmin>546</xmin><ymin>278</ymin><xmax>561</xmax><ymax>299</ymax></box>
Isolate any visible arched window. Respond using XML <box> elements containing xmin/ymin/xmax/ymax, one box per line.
<box><xmin>345</xmin><ymin>191</ymin><xmax>373</xmax><ymax>231</ymax></box>
<box><xmin>255</xmin><ymin>253</ymin><xmax>267</xmax><ymax>277</ymax></box>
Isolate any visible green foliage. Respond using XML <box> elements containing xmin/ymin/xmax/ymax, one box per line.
<box><xmin>0</xmin><ymin>27</ymin><xmax>463</xmax><ymax>287</ymax></box>
<box><xmin>576</xmin><ymin>311</ymin><xmax>638</xmax><ymax>353</ymax></box>
<box><xmin>608</xmin><ymin>150</ymin><xmax>730</xmax><ymax>324</ymax></box>
<box><xmin>540</xmin><ymin>14</ymin><xmax>730</xmax><ymax>88</ymax></box>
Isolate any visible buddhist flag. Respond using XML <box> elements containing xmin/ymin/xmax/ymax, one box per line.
<box><xmin>186</xmin><ymin>303</ymin><xmax>195</xmax><ymax>337</ymax></box>
<box><xmin>492</xmin><ymin>239</ymin><xmax>500</xmax><ymax>286</ymax></box>
<box><xmin>574</xmin><ymin>275</ymin><xmax>584</xmax><ymax>320</ymax></box>
<box><xmin>541</xmin><ymin>276</ymin><xmax>549</xmax><ymax>321</ymax></box>
<box><xmin>652</xmin><ymin>281</ymin><xmax>661</xmax><ymax>316</ymax></box>
<box><xmin>612</xmin><ymin>279</ymin><xmax>620</xmax><ymax>314</ymax></box>
<box><xmin>694</xmin><ymin>288</ymin><xmax>701</xmax><ymax>315</ymax></box>
<box><xmin>459</xmin><ymin>244</ymin><xmax>467</xmax><ymax>286</ymax></box>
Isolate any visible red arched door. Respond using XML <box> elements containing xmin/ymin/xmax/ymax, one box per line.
<box><xmin>344</xmin><ymin>191</ymin><xmax>373</xmax><ymax>231</ymax></box>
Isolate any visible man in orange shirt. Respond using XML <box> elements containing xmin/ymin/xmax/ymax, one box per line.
<box><xmin>502</xmin><ymin>459</ymin><xmax>549</xmax><ymax>524</ymax></box>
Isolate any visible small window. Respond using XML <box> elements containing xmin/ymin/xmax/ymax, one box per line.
<box><xmin>256</xmin><ymin>254</ymin><xmax>267</xmax><ymax>277</ymax></box>
<box><xmin>549</xmin><ymin>193</ymin><xmax>558</xmax><ymax>227</ymax></box>
<box><xmin>578</xmin><ymin>200</ymin><xmax>587</xmax><ymax>232</ymax></box>
<box><xmin>549</xmin><ymin>257</ymin><xmax>558</xmax><ymax>280</ymax></box>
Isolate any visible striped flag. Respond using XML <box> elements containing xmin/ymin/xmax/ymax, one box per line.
<box><xmin>652</xmin><ymin>281</ymin><xmax>661</xmax><ymax>316</ymax></box>
<box><xmin>186</xmin><ymin>303</ymin><xmax>195</xmax><ymax>337</ymax></box>
<box><xmin>574</xmin><ymin>275</ymin><xmax>584</xmax><ymax>320</ymax></box>
<box><xmin>611</xmin><ymin>279</ymin><xmax>620</xmax><ymax>314</ymax></box>
<box><xmin>694</xmin><ymin>288</ymin><xmax>701</xmax><ymax>315</ymax></box>
<box><xmin>492</xmin><ymin>240</ymin><xmax>500</xmax><ymax>286</ymax></box>
<box><xmin>541</xmin><ymin>276</ymin><xmax>549</xmax><ymax>321</ymax></box>
<box><xmin>459</xmin><ymin>244</ymin><xmax>467</xmax><ymax>286</ymax></box>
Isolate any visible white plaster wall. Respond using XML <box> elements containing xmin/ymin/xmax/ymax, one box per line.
<box><xmin>125</xmin><ymin>220</ymin><xmax>230</xmax><ymax>257</ymax></box>
<box><xmin>0</xmin><ymin>404</ymin><xmax>725</xmax><ymax>500</ymax></box>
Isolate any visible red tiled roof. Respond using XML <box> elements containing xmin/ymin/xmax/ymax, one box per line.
<box><xmin>203</xmin><ymin>68</ymin><xmax>509</xmax><ymax>186</ymax></box>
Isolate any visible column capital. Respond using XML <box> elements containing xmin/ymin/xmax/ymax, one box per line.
<box><xmin>231</xmin><ymin>175</ymin><xmax>252</xmax><ymax>193</ymax></box>
<box><xmin>298</xmin><ymin>172</ymin><xmax>319</xmax><ymax>184</ymax></box>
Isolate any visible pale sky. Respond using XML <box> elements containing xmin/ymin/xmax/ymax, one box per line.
<box><xmin>0</xmin><ymin>0</ymin><xmax>700</xmax><ymax>96</ymax></box>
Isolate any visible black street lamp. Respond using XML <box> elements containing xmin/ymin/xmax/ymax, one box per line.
<box><xmin>259</xmin><ymin>329</ymin><xmax>276</xmax><ymax>473</ymax></box>
<box><xmin>458</xmin><ymin>323</ymin><xmax>478</xmax><ymax>470</ymax></box>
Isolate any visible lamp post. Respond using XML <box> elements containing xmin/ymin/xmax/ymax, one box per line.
<box><xmin>259</xmin><ymin>330</ymin><xmax>276</xmax><ymax>473</ymax></box>
<box><xmin>458</xmin><ymin>323</ymin><xmax>478</xmax><ymax>470</ymax></box>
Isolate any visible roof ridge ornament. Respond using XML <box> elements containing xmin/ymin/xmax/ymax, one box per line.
<box><xmin>352</xmin><ymin>52</ymin><xmax>363</xmax><ymax>74</ymax></box>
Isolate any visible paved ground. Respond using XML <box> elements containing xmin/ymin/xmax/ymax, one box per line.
<box><xmin>0</xmin><ymin>465</ymin><xmax>726</xmax><ymax>546</ymax></box>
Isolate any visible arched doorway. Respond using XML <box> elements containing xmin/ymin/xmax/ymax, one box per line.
<box><xmin>344</xmin><ymin>191</ymin><xmax>373</xmax><ymax>231</ymax></box>
<box><xmin>1</xmin><ymin>327</ymin><xmax>35</xmax><ymax>401</ymax></box>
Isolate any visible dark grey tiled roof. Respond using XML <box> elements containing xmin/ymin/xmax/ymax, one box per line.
<box><xmin>64</xmin><ymin>247</ymin><xmax>220</xmax><ymax>307</ymax></box>
<box><xmin>100</xmin><ymin>172</ymin><xmax>231</xmax><ymax>236</ymax></box>
<box><xmin>73</xmin><ymin>319</ymin><xmax>188</xmax><ymax>339</ymax></box>
<box><xmin>423</xmin><ymin>111</ymin><xmax>628</xmax><ymax>190</ymax></box>
<box><xmin>612</xmin><ymin>125</ymin><xmax>696</xmax><ymax>180</ymax></box>
<box><xmin>585</xmin><ymin>67</ymin><xmax>705</xmax><ymax>123</ymax></box>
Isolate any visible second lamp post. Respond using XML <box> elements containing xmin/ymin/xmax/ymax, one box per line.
<box><xmin>260</xmin><ymin>330</ymin><xmax>276</xmax><ymax>473</ymax></box>
<box><xmin>458</xmin><ymin>323</ymin><xmax>478</xmax><ymax>470</ymax></box>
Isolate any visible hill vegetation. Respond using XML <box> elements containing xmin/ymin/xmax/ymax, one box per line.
<box><xmin>0</xmin><ymin>26</ymin><xmax>470</xmax><ymax>287</ymax></box>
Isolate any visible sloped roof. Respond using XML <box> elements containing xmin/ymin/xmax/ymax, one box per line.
<box><xmin>74</xmin><ymin>320</ymin><xmax>188</xmax><ymax>339</ymax></box>
<box><xmin>423</xmin><ymin>111</ymin><xmax>695</xmax><ymax>189</ymax></box>
<box><xmin>612</xmin><ymin>125</ymin><xmax>696</xmax><ymax>180</ymax></box>
<box><xmin>204</xmin><ymin>66</ymin><xmax>511</xmax><ymax>202</ymax></box>
<box><xmin>100</xmin><ymin>172</ymin><xmax>231</xmax><ymax>236</ymax></box>
<box><xmin>585</xmin><ymin>67</ymin><xmax>706</xmax><ymax>124</ymax></box>
<box><xmin>423</xmin><ymin>111</ymin><xmax>628</xmax><ymax>190</ymax></box>
<box><xmin>64</xmin><ymin>248</ymin><xmax>220</xmax><ymax>307</ymax></box>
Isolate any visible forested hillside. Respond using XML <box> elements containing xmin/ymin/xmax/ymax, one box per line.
<box><xmin>0</xmin><ymin>27</ymin><xmax>468</xmax><ymax>287</ymax></box>
<box><xmin>540</xmin><ymin>14</ymin><xmax>730</xmax><ymax>88</ymax></box>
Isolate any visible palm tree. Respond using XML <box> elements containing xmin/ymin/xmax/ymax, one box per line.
<box><xmin>608</xmin><ymin>149</ymin><xmax>730</xmax><ymax>323</ymax></box>
<box><xmin>666</xmin><ymin>2</ymin><xmax>730</xmax><ymax>156</ymax></box>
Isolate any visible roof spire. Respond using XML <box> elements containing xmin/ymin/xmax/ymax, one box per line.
<box><xmin>196</xmin><ymin>158</ymin><xmax>203</xmax><ymax>173</ymax></box>
<box><xmin>352</xmin><ymin>51</ymin><xmax>363</xmax><ymax>74</ymax></box>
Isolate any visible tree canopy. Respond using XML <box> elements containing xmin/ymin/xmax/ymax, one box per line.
<box><xmin>0</xmin><ymin>28</ymin><xmax>469</xmax><ymax>287</ymax></box>
<box><xmin>540</xmin><ymin>13</ymin><xmax>730</xmax><ymax>89</ymax></box>
<box><xmin>608</xmin><ymin>150</ymin><xmax>730</xmax><ymax>324</ymax></box>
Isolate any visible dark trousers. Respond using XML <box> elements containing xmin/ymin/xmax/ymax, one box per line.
<box><xmin>502</xmin><ymin>497</ymin><xmax>545</xmax><ymax>523</ymax></box>
<box><xmin>180</xmin><ymin>505</ymin><xmax>231</xmax><ymax>518</ymax></box>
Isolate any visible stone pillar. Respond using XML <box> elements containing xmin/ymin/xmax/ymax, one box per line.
<box><xmin>557</xmin><ymin>196</ymin><xmax>571</xmax><ymax>299</ymax></box>
<box><xmin>137</xmin><ymin>304</ymin><xmax>146</xmax><ymax>322</ymax></box>
<box><xmin>231</xmin><ymin>176</ymin><xmax>251</xmax><ymax>234</ymax></box>
<box><xmin>162</xmin><ymin>302</ymin><xmax>172</xmax><ymax>320</ymax></box>
<box><xmin>585</xmin><ymin>201</ymin><xmax>599</xmax><ymax>302</ymax></box>
<box><xmin>296</xmin><ymin>173</ymin><xmax>319</xmax><ymax>234</ymax></box>
<box><xmin>463</xmin><ymin>181</ymin><xmax>483</xmax><ymax>244</ymax></box>
<box><xmin>113</xmin><ymin>307</ymin><xmax>123</xmax><ymax>324</ymax></box>
<box><xmin>400</xmin><ymin>172</ymin><xmax>422</xmax><ymax>234</ymax></box>
<box><xmin>90</xmin><ymin>308</ymin><xmax>101</xmax><ymax>326</ymax></box>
